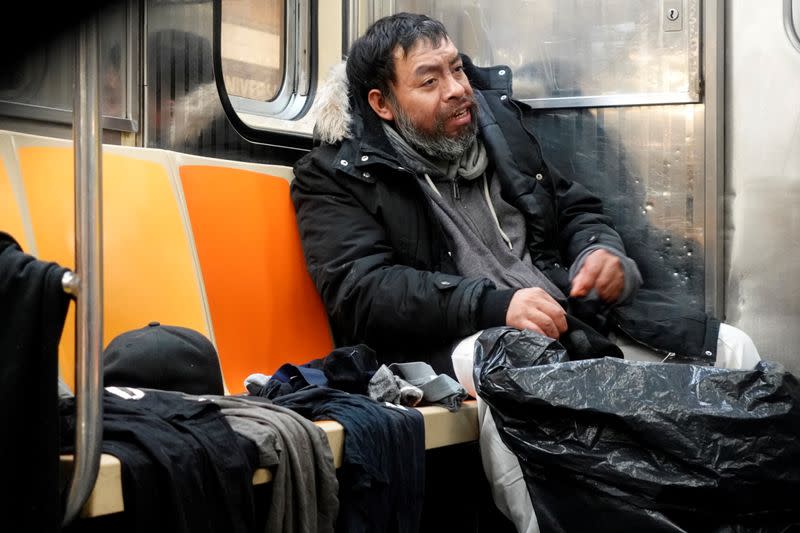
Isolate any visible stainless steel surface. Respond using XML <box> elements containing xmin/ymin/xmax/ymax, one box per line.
<box><xmin>785</xmin><ymin>0</ymin><xmax>800</xmax><ymax>54</ymax></box>
<box><xmin>297</xmin><ymin>0</ymin><xmax>311</xmax><ymax>97</ymax></box>
<box><xmin>142</xmin><ymin>0</ymin><xmax>150</xmax><ymax>148</ymax></box>
<box><xmin>394</xmin><ymin>0</ymin><xmax>701</xmax><ymax>108</ymax></box>
<box><xmin>61</xmin><ymin>16</ymin><xmax>104</xmax><ymax>528</ymax></box>
<box><xmin>99</xmin><ymin>1</ymin><xmax>132</xmax><ymax>123</ymax></box>
<box><xmin>0</xmin><ymin>102</ymin><xmax>137</xmax><ymax>132</ymax></box>
<box><xmin>376</xmin><ymin>0</ymin><xmax>710</xmax><ymax>316</ymax></box>
<box><xmin>664</xmin><ymin>0</ymin><xmax>683</xmax><ymax>32</ymax></box>
<box><xmin>523</xmin><ymin>92</ymin><xmax>698</xmax><ymax>110</ymax></box>
<box><xmin>345</xmin><ymin>0</ymin><xmax>397</xmax><ymax>55</ymax></box>
<box><xmin>530</xmin><ymin>105</ymin><xmax>707</xmax><ymax>310</ymax></box>
<box><xmin>704</xmin><ymin>0</ymin><xmax>724</xmax><ymax>315</ymax></box>
<box><xmin>345</xmin><ymin>1</ymin><xmax>359</xmax><ymax>51</ymax></box>
<box><xmin>123</xmin><ymin>0</ymin><xmax>141</xmax><ymax>134</ymax></box>
<box><xmin>62</xmin><ymin>271</ymin><xmax>79</xmax><ymax>296</ymax></box>
<box><xmin>367</xmin><ymin>0</ymin><xmax>396</xmax><ymax>27</ymax></box>
<box><xmin>725</xmin><ymin>0</ymin><xmax>800</xmax><ymax>374</ymax></box>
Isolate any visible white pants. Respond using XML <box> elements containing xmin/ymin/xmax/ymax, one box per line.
<box><xmin>451</xmin><ymin>324</ymin><xmax>761</xmax><ymax>533</ymax></box>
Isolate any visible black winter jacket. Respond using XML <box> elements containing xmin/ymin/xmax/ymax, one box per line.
<box><xmin>291</xmin><ymin>56</ymin><xmax>718</xmax><ymax>374</ymax></box>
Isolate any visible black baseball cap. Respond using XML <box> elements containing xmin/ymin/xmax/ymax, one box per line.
<box><xmin>104</xmin><ymin>322</ymin><xmax>225</xmax><ymax>395</ymax></box>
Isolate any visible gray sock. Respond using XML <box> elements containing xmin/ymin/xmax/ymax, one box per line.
<box><xmin>368</xmin><ymin>365</ymin><xmax>401</xmax><ymax>404</ymax></box>
<box><xmin>394</xmin><ymin>376</ymin><xmax>423</xmax><ymax>406</ymax></box>
<box><xmin>244</xmin><ymin>373</ymin><xmax>270</xmax><ymax>396</ymax></box>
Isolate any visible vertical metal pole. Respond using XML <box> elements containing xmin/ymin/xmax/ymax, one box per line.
<box><xmin>343</xmin><ymin>0</ymin><xmax>358</xmax><ymax>55</ymax></box>
<box><xmin>62</xmin><ymin>13</ymin><xmax>104</xmax><ymax>527</ymax></box>
<box><xmin>142</xmin><ymin>0</ymin><xmax>149</xmax><ymax>147</ymax></box>
<box><xmin>704</xmin><ymin>0</ymin><xmax>725</xmax><ymax>316</ymax></box>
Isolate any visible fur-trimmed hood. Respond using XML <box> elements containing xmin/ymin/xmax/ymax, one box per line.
<box><xmin>309</xmin><ymin>55</ymin><xmax>511</xmax><ymax>146</ymax></box>
<box><xmin>311</xmin><ymin>61</ymin><xmax>352</xmax><ymax>144</ymax></box>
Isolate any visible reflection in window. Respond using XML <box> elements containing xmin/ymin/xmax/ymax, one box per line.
<box><xmin>0</xmin><ymin>1</ymin><xmax>134</xmax><ymax>128</ymax></box>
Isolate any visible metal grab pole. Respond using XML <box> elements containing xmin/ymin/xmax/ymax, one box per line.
<box><xmin>61</xmin><ymin>14</ymin><xmax>104</xmax><ymax>527</ymax></box>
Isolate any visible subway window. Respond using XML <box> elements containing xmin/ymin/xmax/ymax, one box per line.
<box><xmin>0</xmin><ymin>0</ymin><xmax>138</xmax><ymax>132</ymax></box>
<box><xmin>220</xmin><ymin>0</ymin><xmax>285</xmax><ymax>102</ymax></box>
<box><xmin>217</xmin><ymin>0</ymin><xmax>314</xmax><ymax>135</ymax></box>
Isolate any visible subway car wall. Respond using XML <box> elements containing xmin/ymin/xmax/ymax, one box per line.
<box><xmin>0</xmin><ymin>0</ymin><xmax>798</xmax><ymax>375</ymax></box>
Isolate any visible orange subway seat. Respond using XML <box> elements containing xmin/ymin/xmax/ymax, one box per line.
<box><xmin>17</xmin><ymin>145</ymin><xmax>211</xmax><ymax>390</ymax></box>
<box><xmin>180</xmin><ymin>165</ymin><xmax>333</xmax><ymax>394</ymax></box>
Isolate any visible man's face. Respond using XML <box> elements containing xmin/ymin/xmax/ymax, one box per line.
<box><xmin>381</xmin><ymin>38</ymin><xmax>478</xmax><ymax>160</ymax></box>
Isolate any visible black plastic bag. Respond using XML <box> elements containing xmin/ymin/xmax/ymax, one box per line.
<box><xmin>474</xmin><ymin>327</ymin><xmax>800</xmax><ymax>532</ymax></box>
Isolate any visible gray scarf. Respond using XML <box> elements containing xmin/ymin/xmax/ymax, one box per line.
<box><xmin>382</xmin><ymin>122</ymin><xmax>488</xmax><ymax>181</ymax></box>
<box><xmin>382</xmin><ymin>122</ymin><xmax>566</xmax><ymax>301</ymax></box>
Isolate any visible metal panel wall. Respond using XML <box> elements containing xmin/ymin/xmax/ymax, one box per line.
<box><xmin>725</xmin><ymin>0</ymin><xmax>800</xmax><ymax>374</ymax></box>
<box><xmin>396</xmin><ymin>0</ymin><xmax>701</xmax><ymax>108</ymax></box>
<box><xmin>388</xmin><ymin>0</ymin><xmax>710</xmax><ymax>314</ymax></box>
<box><xmin>530</xmin><ymin>105</ymin><xmax>706</xmax><ymax>309</ymax></box>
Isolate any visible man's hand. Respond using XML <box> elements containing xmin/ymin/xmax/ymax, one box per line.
<box><xmin>506</xmin><ymin>287</ymin><xmax>568</xmax><ymax>339</ymax></box>
<box><xmin>569</xmin><ymin>248</ymin><xmax>624</xmax><ymax>303</ymax></box>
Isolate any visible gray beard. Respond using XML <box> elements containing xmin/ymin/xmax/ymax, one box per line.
<box><xmin>392</xmin><ymin>102</ymin><xmax>478</xmax><ymax>161</ymax></box>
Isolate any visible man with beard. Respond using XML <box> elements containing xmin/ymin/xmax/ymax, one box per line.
<box><xmin>291</xmin><ymin>12</ymin><xmax>759</xmax><ymax>376</ymax></box>
<box><xmin>290</xmin><ymin>12</ymin><xmax>762</xmax><ymax>530</ymax></box>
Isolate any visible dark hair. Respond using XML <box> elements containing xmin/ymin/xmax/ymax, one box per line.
<box><xmin>346</xmin><ymin>13</ymin><xmax>450</xmax><ymax>102</ymax></box>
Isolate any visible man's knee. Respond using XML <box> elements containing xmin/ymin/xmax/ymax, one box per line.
<box><xmin>452</xmin><ymin>331</ymin><xmax>483</xmax><ymax>398</ymax></box>
<box><xmin>716</xmin><ymin>323</ymin><xmax>761</xmax><ymax>369</ymax></box>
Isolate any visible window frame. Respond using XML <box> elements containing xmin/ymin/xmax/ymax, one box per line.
<box><xmin>0</xmin><ymin>0</ymin><xmax>140</xmax><ymax>133</ymax></box>
<box><xmin>213</xmin><ymin>0</ymin><xmax>317</xmax><ymax>150</ymax></box>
